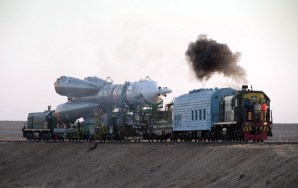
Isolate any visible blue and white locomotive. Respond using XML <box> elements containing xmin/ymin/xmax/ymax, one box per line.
<box><xmin>171</xmin><ymin>86</ymin><xmax>272</xmax><ymax>142</ymax></box>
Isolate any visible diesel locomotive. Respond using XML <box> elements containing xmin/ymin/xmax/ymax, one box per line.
<box><xmin>171</xmin><ymin>85</ymin><xmax>273</xmax><ymax>142</ymax></box>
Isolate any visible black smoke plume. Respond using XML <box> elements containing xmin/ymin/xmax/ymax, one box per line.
<box><xmin>186</xmin><ymin>34</ymin><xmax>247</xmax><ymax>82</ymax></box>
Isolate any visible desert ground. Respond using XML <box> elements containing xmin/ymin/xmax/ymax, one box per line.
<box><xmin>0</xmin><ymin>121</ymin><xmax>297</xmax><ymax>188</ymax></box>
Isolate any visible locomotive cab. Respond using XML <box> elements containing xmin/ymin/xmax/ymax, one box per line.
<box><xmin>231</xmin><ymin>86</ymin><xmax>273</xmax><ymax>141</ymax></box>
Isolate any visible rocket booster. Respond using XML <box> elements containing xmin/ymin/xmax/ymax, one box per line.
<box><xmin>54</xmin><ymin>76</ymin><xmax>172</xmax><ymax>121</ymax></box>
<box><xmin>54</xmin><ymin>76</ymin><xmax>98</xmax><ymax>98</ymax></box>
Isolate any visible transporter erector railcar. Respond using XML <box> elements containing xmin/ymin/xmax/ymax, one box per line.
<box><xmin>172</xmin><ymin>85</ymin><xmax>273</xmax><ymax>142</ymax></box>
<box><xmin>22</xmin><ymin>76</ymin><xmax>172</xmax><ymax>141</ymax></box>
<box><xmin>22</xmin><ymin>107</ymin><xmax>144</xmax><ymax>142</ymax></box>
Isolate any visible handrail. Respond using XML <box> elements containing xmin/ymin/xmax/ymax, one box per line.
<box><xmin>213</xmin><ymin>110</ymin><xmax>272</xmax><ymax>122</ymax></box>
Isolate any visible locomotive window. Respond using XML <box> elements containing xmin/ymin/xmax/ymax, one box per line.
<box><xmin>199</xmin><ymin>110</ymin><xmax>202</xmax><ymax>120</ymax></box>
<box><xmin>235</xmin><ymin>99</ymin><xmax>238</xmax><ymax>107</ymax></box>
<box><xmin>203</xmin><ymin>109</ymin><xmax>206</xmax><ymax>120</ymax></box>
<box><xmin>195</xmin><ymin>110</ymin><xmax>198</xmax><ymax>120</ymax></box>
<box><xmin>192</xmin><ymin>111</ymin><xmax>194</xmax><ymax>121</ymax></box>
<box><xmin>251</xmin><ymin>96</ymin><xmax>257</xmax><ymax>101</ymax></box>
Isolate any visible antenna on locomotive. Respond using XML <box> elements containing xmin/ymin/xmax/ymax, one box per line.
<box><xmin>251</xmin><ymin>85</ymin><xmax>253</xmax><ymax>91</ymax></box>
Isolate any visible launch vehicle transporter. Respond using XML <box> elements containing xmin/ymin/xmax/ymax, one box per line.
<box><xmin>23</xmin><ymin>76</ymin><xmax>272</xmax><ymax>142</ymax></box>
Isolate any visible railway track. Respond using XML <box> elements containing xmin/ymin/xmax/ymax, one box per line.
<box><xmin>1</xmin><ymin>139</ymin><xmax>298</xmax><ymax>145</ymax></box>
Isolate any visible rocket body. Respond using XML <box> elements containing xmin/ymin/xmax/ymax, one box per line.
<box><xmin>54</xmin><ymin>76</ymin><xmax>172</xmax><ymax>122</ymax></box>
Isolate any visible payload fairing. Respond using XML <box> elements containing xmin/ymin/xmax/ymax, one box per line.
<box><xmin>54</xmin><ymin>76</ymin><xmax>172</xmax><ymax>122</ymax></box>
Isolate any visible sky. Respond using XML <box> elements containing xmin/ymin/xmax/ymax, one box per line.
<box><xmin>0</xmin><ymin>0</ymin><xmax>297</xmax><ymax>123</ymax></box>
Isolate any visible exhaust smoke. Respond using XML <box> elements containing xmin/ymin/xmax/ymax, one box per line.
<box><xmin>185</xmin><ymin>34</ymin><xmax>247</xmax><ymax>83</ymax></box>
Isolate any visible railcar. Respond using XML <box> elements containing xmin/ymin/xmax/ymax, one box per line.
<box><xmin>21</xmin><ymin>107</ymin><xmax>65</xmax><ymax>141</ymax></box>
<box><xmin>22</xmin><ymin>107</ymin><xmax>145</xmax><ymax>142</ymax></box>
<box><xmin>22</xmin><ymin>106</ymin><xmax>67</xmax><ymax>141</ymax></box>
<box><xmin>172</xmin><ymin>87</ymin><xmax>237</xmax><ymax>141</ymax></box>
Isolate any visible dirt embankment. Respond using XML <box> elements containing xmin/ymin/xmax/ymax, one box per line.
<box><xmin>0</xmin><ymin>142</ymin><xmax>297</xmax><ymax>188</ymax></box>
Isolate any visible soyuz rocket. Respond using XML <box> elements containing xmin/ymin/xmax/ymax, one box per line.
<box><xmin>54</xmin><ymin>76</ymin><xmax>172</xmax><ymax>122</ymax></box>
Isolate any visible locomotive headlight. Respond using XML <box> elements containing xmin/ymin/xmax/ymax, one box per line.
<box><xmin>263</xmin><ymin>122</ymin><xmax>267</xmax><ymax>125</ymax></box>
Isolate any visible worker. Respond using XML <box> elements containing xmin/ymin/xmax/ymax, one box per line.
<box><xmin>261</xmin><ymin>101</ymin><xmax>267</xmax><ymax>121</ymax></box>
<box><xmin>254</xmin><ymin>101</ymin><xmax>261</xmax><ymax>116</ymax></box>
<box><xmin>245</xmin><ymin>100</ymin><xmax>253</xmax><ymax>111</ymax></box>
<box><xmin>245</xmin><ymin>99</ymin><xmax>253</xmax><ymax>121</ymax></box>
<box><xmin>77</xmin><ymin>120</ymin><xmax>81</xmax><ymax>132</ymax></box>
<box><xmin>261</xmin><ymin>102</ymin><xmax>267</xmax><ymax>112</ymax></box>
<box><xmin>22</xmin><ymin>125</ymin><xmax>26</xmax><ymax>137</ymax></box>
